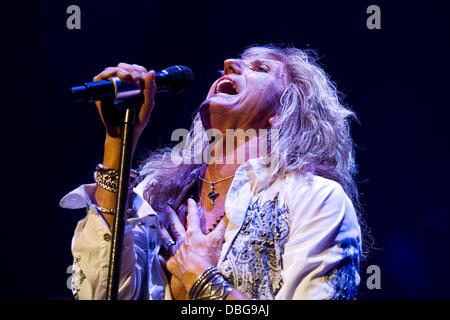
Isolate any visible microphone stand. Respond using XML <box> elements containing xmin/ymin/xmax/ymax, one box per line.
<box><xmin>68</xmin><ymin>68</ymin><xmax>194</xmax><ymax>299</ymax></box>
<box><xmin>105</xmin><ymin>103</ymin><xmax>136</xmax><ymax>300</ymax></box>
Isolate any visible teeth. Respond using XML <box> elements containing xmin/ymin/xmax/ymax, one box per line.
<box><xmin>216</xmin><ymin>78</ymin><xmax>238</xmax><ymax>94</ymax></box>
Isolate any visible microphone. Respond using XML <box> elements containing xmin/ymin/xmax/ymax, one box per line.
<box><xmin>68</xmin><ymin>65</ymin><xmax>195</xmax><ymax>103</ymax></box>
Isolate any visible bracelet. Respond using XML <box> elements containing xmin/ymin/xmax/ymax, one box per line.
<box><xmin>189</xmin><ymin>267</ymin><xmax>234</xmax><ymax>300</ymax></box>
<box><xmin>97</xmin><ymin>164</ymin><xmax>140</xmax><ymax>178</ymax></box>
<box><xmin>92</xmin><ymin>204</ymin><xmax>116</xmax><ymax>215</ymax></box>
<box><xmin>195</xmin><ymin>272</ymin><xmax>234</xmax><ymax>300</ymax></box>
<box><xmin>96</xmin><ymin>163</ymin><xmax>117</xmax><ymax>173</ymax></box>
<box><xmin>94</xmin><ymin>165</ymin><xmax>119</xmax><ymax>193</ymax></box>
<box><xmin>94</xmin><ymin>164</ymin><xmax>140</xmax><ymax>193</ymax></box>
<box><xmin>189</xmin><ymin>267</ymin><xmax>219</xmax><ymax>300</ymax></box>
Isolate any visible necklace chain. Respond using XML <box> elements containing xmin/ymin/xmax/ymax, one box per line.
<box><xmin>198</xmin><ymin>175</ymin><xmax>235</xmax><ymax>207</ymax></box>
<box><xmin>198</xmin><ymin>175</ymin><xmax>235</xmax><ymax>186</ymax></box>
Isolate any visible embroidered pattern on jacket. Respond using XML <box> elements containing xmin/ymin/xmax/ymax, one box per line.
<box><xmin>71</xmin><ymin>255</ymin><xmax>86</xmax><ymax>300</ymax></box>
<box><xmin>220</xmin><ymin>193</ymin><xmax>290</xmax><ymax>299</ymax></box>
<box><xmin>326</xmin><ymin>239</ymin><xmax>361</xmax><ymax>300</ymax></box>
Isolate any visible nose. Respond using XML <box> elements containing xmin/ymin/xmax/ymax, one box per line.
<box><xmin>223</xmin><ymin>59</ymin><xmax>242</xmax><ymax>75</ymax></box>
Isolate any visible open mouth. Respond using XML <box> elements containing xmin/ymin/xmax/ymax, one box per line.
<box><xmin>215</xmin><ymin>77</ymin><xmax>239</xmax><ymax>95</ymax></box>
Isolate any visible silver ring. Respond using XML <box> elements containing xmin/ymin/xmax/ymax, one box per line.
<box><xmin>164</xmin><ymin>239</ymin><xmax>176</xmax><ymax>251</ymax></box>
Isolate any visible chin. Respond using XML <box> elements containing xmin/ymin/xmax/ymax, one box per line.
<box><xmin>199</xmin><ymin>100</ymin><xmax>240</xmax><ymax>131</ymax></box>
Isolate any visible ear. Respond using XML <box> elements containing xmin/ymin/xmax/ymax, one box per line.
<box><xmin>268</xmin><ymin>114</ymin><xmax>279</xmax><ymax>127</ymax></box>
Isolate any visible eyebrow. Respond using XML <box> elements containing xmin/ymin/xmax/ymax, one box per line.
<box><xmin>248</xmin><ymin>59</ymin><xmax>273</xmax><ymax>72</ymax></box>
<box><xmin>250</xmin><ymin>59</ymin><xmax>271</xmax><ymax>66</ymax></box>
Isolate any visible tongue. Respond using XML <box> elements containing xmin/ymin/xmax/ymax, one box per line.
<box><xmin>220</xmin><ymin>82</ymin><xmax>237</xmax><ymax>95</ymax></box>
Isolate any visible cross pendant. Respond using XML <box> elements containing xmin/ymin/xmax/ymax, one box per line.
<box><xmin>208</xmin><ymin>185</ymin><xmax>219</xmax><ymax>206</ymax></box>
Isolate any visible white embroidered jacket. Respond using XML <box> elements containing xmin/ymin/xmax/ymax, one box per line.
<box><xmin>60</xmin><ymin>158</ymin><xmax>362</xmax><ymax>300</ymax></box>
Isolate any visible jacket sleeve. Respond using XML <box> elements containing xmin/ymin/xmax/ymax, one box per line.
<box><xmin>61</xmin><ymin>183</ymin><xmax>169</xmax><ymax>300</ymax></box>
<box><xmin>276</xmin><ymin>179</ymin><xmax>362</xmax><ymax>300</ymax></box>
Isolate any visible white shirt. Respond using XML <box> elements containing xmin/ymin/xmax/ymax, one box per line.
<box><xmin>60</xmin><ymin>157</ymin><xmax>362</xmax><ymax>300</ymax></box>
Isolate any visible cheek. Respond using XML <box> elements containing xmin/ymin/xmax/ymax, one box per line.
<box><xmin>252</xmin><ymin>82</ymin><xmax>280</xmax><ymax>110</ymax></box>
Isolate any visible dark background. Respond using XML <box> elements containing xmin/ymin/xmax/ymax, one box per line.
<box><xmin>0</xmin><ymin>0</ymin><xmax>448</xmax><ymax>299</ymax></box>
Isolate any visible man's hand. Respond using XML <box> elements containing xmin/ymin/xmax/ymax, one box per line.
<box><xmin>93</xmin><ymin>63</ymin><xmax>156</xmax><ymax>140</ymax></box>
<box><xmin>158</xmin><ymin>198</ymin><xmax>226</xmax><ymax>293</ymax></box>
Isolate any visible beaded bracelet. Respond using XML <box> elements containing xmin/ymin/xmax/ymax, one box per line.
<box><xmin>94</xmin><ymin>164</ymin><xmax>140</xmax><ymax>193</ymax></box>
<box><xmin>94</xmin><ymin>166</ymin><xmax>119</xmax><ymax>193</ymax></box>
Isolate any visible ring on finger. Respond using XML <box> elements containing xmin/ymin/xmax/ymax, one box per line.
<box><xmin>164</xmin><ymin>239</ymin><xmax>176</xmax><ymax>251</ymax></box>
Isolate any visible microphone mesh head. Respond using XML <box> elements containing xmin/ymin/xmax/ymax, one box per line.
<box><xmin>159</xmin><ymin>65</ymin><xmax>195</xmax><ymax>92</ymax></box>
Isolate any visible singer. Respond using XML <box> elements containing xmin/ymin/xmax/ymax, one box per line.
<box><xmin>61</xmin><ymin>45</ymin><xmax>363</xmax><ymax>300</ymax></box>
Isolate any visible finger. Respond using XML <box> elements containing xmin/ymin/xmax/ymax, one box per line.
<box><xmin>156</xmin><ymin>221</ymin><xmax>177</xmax><ymax>257</ymax></box>
<box><xmin>117</xmin><ymin>62</ymin><xmax>133</xmax><ymax>70</ymax></box>
<box><xmin>132</xmin><ymin>64</ymin><xmax>148</xmax><ymax>74</ymax></box>
<box><xmin>117</xmin><ymin>63</ymin><xmax>146</xmax><ymax>82</ymax></box>
<box><xmin>186</xmin><ymin>198</ymin><xmax>201</xmax><ymax>233</ymax></box>
<box><xmin>140</xmin><ymin>70</ymin><xmax>156</xmax><ymax>119</ymax></box>
<box><xmin>177</xmin><ymin>203</ymin><xmax>188</xmax><ymax>228</ymax></box>
<box><xmin>166</xmin><ymin>255</ymin><xmax>177</xmax><ymax>276</ymax></box>
<box><xmin>115</xmin><ymin>67</ymin><xmax>135</xmax><ymax>82</ymax></box>
<box><xmin>209</xmin><ymin>219</ymin><xmax>226</xmax><ymax>243</ymax></box>
<box><xmin>93</xmin><ymin>67</ymin><xmax>132</xmax><ymax>82</ymax></box>
<box><xmin>130</xmin><ymin>70</ymin><xmax>142</xmax><ymax>82</ymax></box>
<box><xmin>118</xmin><ymin>62</ymin><xmax>144</xmax><ymax>78</ymax></box>
<box><xmin>143</xmin><ymin>70</ymin><xmax>156</xmax><ymax>91</ymax></box>
<box><xmin>165</xmin><ymin>206</ymin><xmax>186</xmax><ymax>244</ymax></box>
<box><xmin>158</xmin><ymin>254</ymin><xmax>168</xmax><ymax>271</ymax></box>
<box><xmin>93</xmin><ymin>67</ymin><xmax>119</xmax><ymax>81</ymax></box>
